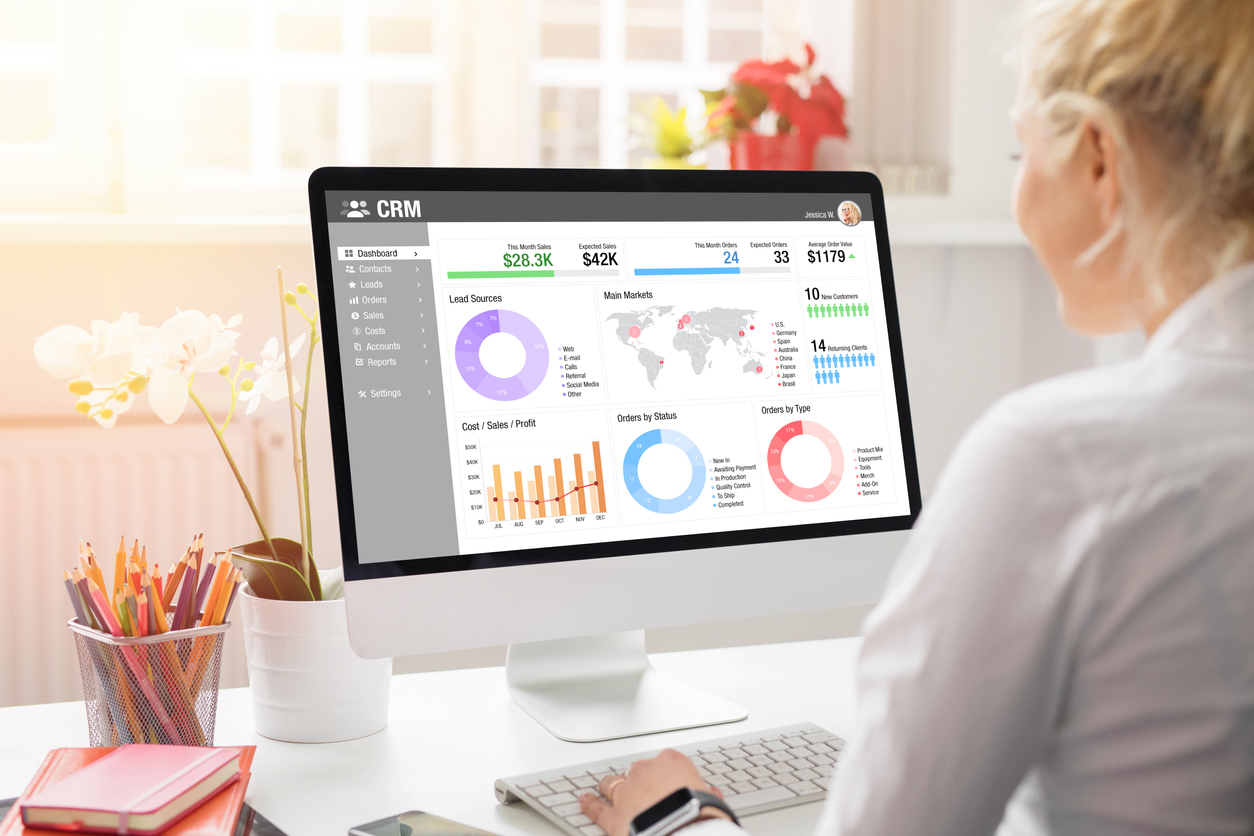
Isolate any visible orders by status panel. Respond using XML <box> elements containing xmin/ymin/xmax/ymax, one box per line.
<box><xmin>425</xmin><ymin>217</ymin><xmax>910</xmax><ymax>555</ymax></box>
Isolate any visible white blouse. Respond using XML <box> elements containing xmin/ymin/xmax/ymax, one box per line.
<box><xmin>694</xmin><ymin>262</ymin><xmax>1254</xmax><ymax>836</ymax></box>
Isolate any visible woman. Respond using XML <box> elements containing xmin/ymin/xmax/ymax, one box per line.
<box><xmin>581</xmin><ymin>0</ymin><xmax>1254</xmax><ymax>834</ymax></box>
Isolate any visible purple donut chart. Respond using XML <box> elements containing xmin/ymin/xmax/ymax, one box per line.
<box><xmin>454</xmin><ymin>309</ymin><xmax>550</xmax><ymax>401</ymax></box>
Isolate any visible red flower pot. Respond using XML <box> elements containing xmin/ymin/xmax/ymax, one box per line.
<box><xmin>729</xmin><ymin>133</ymin><xmax>817</xmax><ymax>170</ymax></box>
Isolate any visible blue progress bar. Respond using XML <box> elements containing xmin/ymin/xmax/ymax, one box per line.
<box><xmin>633</xmin><ymin>267</ymin><xmax>741</xmax><ymax>276</ymax></box>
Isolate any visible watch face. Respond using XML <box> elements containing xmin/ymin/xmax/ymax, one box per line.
<box><xmin>632</xmin><ymin>789</ymin><xmax>695</xmax><ymax>833</ymax></box>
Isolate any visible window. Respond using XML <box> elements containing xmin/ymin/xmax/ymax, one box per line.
<box><xmin>0</xmin><ymin>0</ymin><xmax>448</xmax><ymax>214</ymax></box>
<box><xmin>530</xmin><ymin>0</ymin><xmax>771</xmax><ymax>169</ymax></box>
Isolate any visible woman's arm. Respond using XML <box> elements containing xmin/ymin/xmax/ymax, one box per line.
<box><xmin>827</xmin><ymin>404</ymin><xmax>1094</xmax><ymax>836</ymax></box>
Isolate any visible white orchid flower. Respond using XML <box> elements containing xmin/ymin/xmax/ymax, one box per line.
<box><xmin>239</xmin><ymin>334</ymin><xmax>305</xmax><ymax>415</ymax></box>
<box><xmin>140</xmin><ymin>310</ymin><xmax>241</xmax><ymax>423</ymax></box>
<box><xmin>33</xmin><ymin>312</ymin><xmax>143</xmax><ymax>387</ymax></box>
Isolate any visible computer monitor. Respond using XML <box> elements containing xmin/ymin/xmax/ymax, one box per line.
<box><xmin>308</xmin><ymin>168</ymin><xmax>921</xmax><ymax>742</ymax></box>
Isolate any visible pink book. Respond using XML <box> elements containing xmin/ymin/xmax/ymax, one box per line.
<box><xmin>19</xmin><ymin>745</ymin><xmax>243</xmax><ymax>836</ymax></box>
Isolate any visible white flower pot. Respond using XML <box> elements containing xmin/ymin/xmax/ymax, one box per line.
<box><xmin>239</xmin><ymin>585</ymin><xmax>391</xmax><ymax>743</ymax></box>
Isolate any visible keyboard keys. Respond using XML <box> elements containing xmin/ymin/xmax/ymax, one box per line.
<box><xmin>500</xmin><ymin>723</ymin><xmax>845</xmax><ymax>830</ymax></box>
<box><xmin>726</xmin><ymin>786</ymin><xmax>796</xmax><ymax>811</ymax></box>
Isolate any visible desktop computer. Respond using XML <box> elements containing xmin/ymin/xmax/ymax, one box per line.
<box><xmin>308</xmin><ymin>168</ymin><xmax>920</xmax><ymax>745</ymax></box>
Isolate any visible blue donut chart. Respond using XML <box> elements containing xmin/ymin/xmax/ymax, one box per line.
<box><xmin>622</xmin><ymin>429</ymin><xmax>705</xmax><ymax>514</ymax></box>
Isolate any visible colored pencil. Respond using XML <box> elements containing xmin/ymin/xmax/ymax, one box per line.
<box><xmin>162</xmin><ymin>549</ymin><xmax>189</xmax><ymax>610</ymax></box>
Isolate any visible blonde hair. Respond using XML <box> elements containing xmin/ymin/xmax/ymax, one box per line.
<box><xmin>1018</xmin><ymin>0</ymin><xmax>1254</xmax><ymax>297</ymax></box>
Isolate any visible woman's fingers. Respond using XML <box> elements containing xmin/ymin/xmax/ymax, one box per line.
<box><xmin>580</xmin><ymin>791</ymin><xmax>612</xmax><ymax>826</ymax></box>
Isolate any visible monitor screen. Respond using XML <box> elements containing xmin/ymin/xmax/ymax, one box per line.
<box><xmin>310</xmin><ymin>172</ymin><xmax>919</xmax><ymax>579</ymax></box>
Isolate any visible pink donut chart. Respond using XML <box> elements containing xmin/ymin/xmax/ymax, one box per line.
<box><xmin>766</xmin><ymin>420</ymin><xmax>844</xmax><ymax>502</ymax></box>
<box><xmin>454</xmin><ymin>309</ymin><xmax>549</xmax><ymax>401</ymax></box>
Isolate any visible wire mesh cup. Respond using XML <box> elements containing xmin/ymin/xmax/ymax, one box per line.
<box><xmin>69</xmin><ymin>619</ymin><xmax>230</xmax><ymax>747</ymax></box>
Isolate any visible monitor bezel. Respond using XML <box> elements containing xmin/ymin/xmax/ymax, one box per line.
<box><xmin>308</xmin><ymin>167</ymin><xmax>922</xmax><ymax>582</ymax></box>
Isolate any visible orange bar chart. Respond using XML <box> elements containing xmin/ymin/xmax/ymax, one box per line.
<box><xmin>487</xmin><ymin>441</ymin><xmax>608</xmax><ymax>521</ymax></box>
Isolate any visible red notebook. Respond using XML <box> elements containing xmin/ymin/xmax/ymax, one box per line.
<box><xmin>0</xmin><ymin>746</ymin><xmax>254</xmax><ymax>836</ymax></box>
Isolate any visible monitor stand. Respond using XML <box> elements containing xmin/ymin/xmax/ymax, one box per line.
<box><xmin>505</xmin><ymin>630</ymin><xmax>748</xmax><ymax>743</ymax></box>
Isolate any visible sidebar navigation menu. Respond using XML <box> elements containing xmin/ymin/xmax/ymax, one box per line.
<box><xmin>326</xmin><ymin>221</ymin><xmax>460</xmax><ymax>562</ymax></box>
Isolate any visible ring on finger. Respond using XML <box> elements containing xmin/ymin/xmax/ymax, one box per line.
<box><xmin>605</xmin><ymin>776</ymin><xmax>627</xmax><ymax>801</ymax></box>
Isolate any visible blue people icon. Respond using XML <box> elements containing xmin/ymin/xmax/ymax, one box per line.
<box><xmin>815</xmin><ymin>371</ymin><xmax>821</xmax><ymax>384</ymax></box>
<box><xmin>870</xmin><ymin>352</ymin><xmax>876</xmax><ymax>366</ymax></box>
<box><xmin>834</xmin><ymin>369</ymin><xmax>840</xmax><ymax>384</ymax></box>
<box><xmin>812</xmin><ymin>355</ymin><xmax>818</xmax><ymax>368</ymax></box>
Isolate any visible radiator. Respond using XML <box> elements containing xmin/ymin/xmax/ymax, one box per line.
<box><xmin>0</xmin><ymin>419</ymin><xmax>264</xmax><ymax>708</ymax></box>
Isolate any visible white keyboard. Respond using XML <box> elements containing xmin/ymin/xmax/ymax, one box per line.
<box><xmin>495</xmin><ymin>723</ymin><xmax>845</xmax><ymax>836</ymax></box>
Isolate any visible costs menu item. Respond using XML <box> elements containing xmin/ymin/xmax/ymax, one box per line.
<box><xmin>321</xmin><ymin>190</ymin><xmax>913</xmax><ymax>567</ymax></box>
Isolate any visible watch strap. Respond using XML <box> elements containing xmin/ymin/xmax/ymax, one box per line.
<box><xmin>690</xmin><ymin>790</ymin><xmax>739</xmax><ymax>827</ymax></box>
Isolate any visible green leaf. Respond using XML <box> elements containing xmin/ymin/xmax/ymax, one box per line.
<box><xmin>232</xmin><ymin>537</ymin><xmax>322</xmax><ymax>601</ymax></box>
<box><xmin>699</xmin><ymin>88</ymin><xmax>728</xmax><ymax>105</ymax></box>
<box><xmin>232</xmin><ymin>553</ymin><xmax>315</xmax><ymax>601</ymax></box>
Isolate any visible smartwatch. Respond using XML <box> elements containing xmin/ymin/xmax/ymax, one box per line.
<box><xmin>629</xmin><ymin>788</ymin><xmax>739</xmax><ymax>836</ymax></box>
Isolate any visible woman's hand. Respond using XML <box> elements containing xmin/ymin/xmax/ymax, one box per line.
<box><xmin>579</xmin><ymin>750</ymin><xmax>732</xmax><ymax>836</ymax></box>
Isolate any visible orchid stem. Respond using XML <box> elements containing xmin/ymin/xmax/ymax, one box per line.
<box><xmin>299</xmin><ymin>313</ymin><xmax>318</xmax><ymax>565</ymax></box>
<box><xmin>188</xmin><ymin>387</ymin><xmax>278</xmax><ymax>561</ymax></box>
<box><xmin>278</xmin><ymin>269</ymin><xmax>311</xmax><ymax>592</ymax></box>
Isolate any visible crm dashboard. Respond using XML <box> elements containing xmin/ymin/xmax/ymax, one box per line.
<box><xmin>322</xmin><ymin>191</ymin><xmax>912</xmax><ymax>566</ymax></box>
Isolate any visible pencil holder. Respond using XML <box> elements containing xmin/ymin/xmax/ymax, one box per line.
<box><xmin>69</xmin><ymin>618</ymin><xmax>230</xmax><ymax>747</ymax></box>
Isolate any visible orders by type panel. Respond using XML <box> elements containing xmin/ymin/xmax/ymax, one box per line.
<box><xmin>753</xmin><ymin>396</ymin><xmax>898</xmax><ymax>520</ymax></box>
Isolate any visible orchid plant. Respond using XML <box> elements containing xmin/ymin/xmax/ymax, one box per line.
<box><xmin>33</xmin><ymin>278</ymin><xmax>331</xmax><ymax>602</ymax></box>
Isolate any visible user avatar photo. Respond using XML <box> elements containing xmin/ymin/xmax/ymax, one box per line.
<box><xmin>341</xmin><ymin>200</ymin><xmax>371</xmax><ymax>218</ymax></box>
<box><xmin>838</xmin><ymin>201</ymin><xmax>862</xmax><ymax>226</ymax></box>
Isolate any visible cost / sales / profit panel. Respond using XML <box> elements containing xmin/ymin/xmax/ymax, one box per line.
<box><xmin>310</xmin><ymin>170</ymin><xmax>921</xmax><ymax>587</ymax></box>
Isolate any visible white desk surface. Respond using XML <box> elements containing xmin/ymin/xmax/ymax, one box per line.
<box><xmin>0</xmin><ymin>637</ymin><xmax>861</xmax><ymax>836</ymax></box>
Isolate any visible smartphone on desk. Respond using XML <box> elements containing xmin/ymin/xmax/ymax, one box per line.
<box><xmin>350</xmin><ymin>811</ymin><xmax>500</xmax><ymax>836</ymax></box>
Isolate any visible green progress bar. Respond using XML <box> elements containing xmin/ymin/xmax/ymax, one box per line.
<box><xmin>448</xmin><ymin>270</ymin><xmax>555</xmax><ymax>279</ymax></box>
